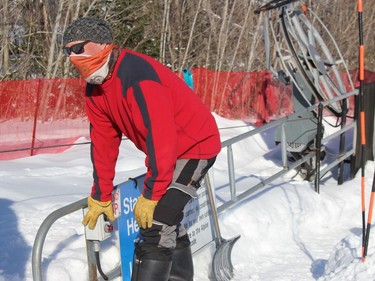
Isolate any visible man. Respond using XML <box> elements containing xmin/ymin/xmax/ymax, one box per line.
<box><xmin>62</xmin><ymin>17</ymin><xmax>221</xmax><ymax>281</ymax></box>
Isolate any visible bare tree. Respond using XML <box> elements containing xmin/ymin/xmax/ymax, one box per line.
<box><xmin>1</xmin><ymin>0</ymin><xmax>10</xmax><ymax>78</ymax></box>
<box><xmin>180</xmin><ymin>0</ymin><xmax>203</xmax><ymax>71</ymax></box>
<box><xmin>1</xmin><ymin>0</ymin><xmax>374</xmax><ymax>82</ymax></box>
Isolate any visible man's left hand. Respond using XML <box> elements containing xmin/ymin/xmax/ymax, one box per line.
<box><xmin>134</xmin><ymin>195</ymin><xmax>159</xmax><ymax>228</ymax></box>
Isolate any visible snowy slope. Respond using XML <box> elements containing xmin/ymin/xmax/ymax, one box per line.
<box><xmin>0</xmin><ymin>114</ymin><xmax>374</xmax><ymax>281</ymax></box>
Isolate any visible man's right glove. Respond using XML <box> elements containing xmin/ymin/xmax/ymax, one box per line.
<box><xmin>134</xmin><ymin>195</ymin><xmax>158</xmax><ymax>229</ymax></box>
<box><xmin>82</xmin><ymin>196</ymin><xmax>116</xmax><ymax>229</ymax></box>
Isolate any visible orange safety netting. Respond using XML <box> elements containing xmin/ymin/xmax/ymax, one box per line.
<box><xmin>0</xmin><ymin>78</ymin><xmax>89</xmax><ymax>160</ymax></box>
<box><xmin>191</xmin><ymin>68</ymin><xmax>293</xmax><ymax>124</ymax></box>
<box><xmin>1</xmin><ymin>68</ymin><xmax>373</xmax><ymax>160</ymax></box>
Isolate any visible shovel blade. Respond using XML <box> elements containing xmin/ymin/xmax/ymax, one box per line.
<box><xmin>212</xmin><ymin>235</ymin><xmax>241</xmax><ymax>281</ymax></box>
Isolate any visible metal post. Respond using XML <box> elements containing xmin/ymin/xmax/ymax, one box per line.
<box><xmin>227</xmin><ymin>145</ymin><xmax>236</xmax><ymax>201</ymax></box>
<box><xmin>337</xmin><ymin>100</ymin><xmax>348</xmax><ymax>185</ymax></box>
<box><xmin>86</xmin><ymin>239</ymin><xmax>99</xmax><ymax>281</ymax></box>
<box><xmin>281</xmin><ymin>122</ymin><xmax>288</xmax><ymax>168</ymax></box>
<box><xmin>31</xmin><ymin>79</ymin><xmax>41</xmax><ymax>156</ymax></box>
<box><xmin>314</xmin><ymin>103</ymin><xmax>323</xmax><ymax>193</ymax></box>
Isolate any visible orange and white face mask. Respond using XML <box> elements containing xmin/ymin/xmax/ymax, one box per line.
<box><xmin>69</xmin><ymin>44</ymin><xmax>115</xmax><ymax>82</ymax></box>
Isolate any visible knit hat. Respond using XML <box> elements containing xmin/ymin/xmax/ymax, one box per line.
<box><xmin>63</xmin><ymin>17</ymin><xmax>113</xmax><ymax>46</ymax></box>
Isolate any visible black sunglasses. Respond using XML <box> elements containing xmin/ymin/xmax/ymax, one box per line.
<box><xmin>62</xmin><ymin>40</ymin><xmax>90</xmax><ymax>56</ymax></box>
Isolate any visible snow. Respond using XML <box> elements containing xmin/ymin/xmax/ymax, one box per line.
<box><xmin>0</xmin><ymin>114</ymin><xmax>375</xmax><ymax>281</ymax></box>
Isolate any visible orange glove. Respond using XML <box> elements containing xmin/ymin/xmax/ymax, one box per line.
<box><xmin>134</xmin><ymin>195</ymin><xmax>159</xmax><ymax>229</ymax></box>
<box><xmin>82</xmin><ymin>196</ymin><xmax>116</xmax><ymax>229</ymax></box>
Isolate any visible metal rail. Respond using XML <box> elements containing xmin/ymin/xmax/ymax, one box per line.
<box><xmin>218</xmin><ymin>90</ymin><xmax>357</xmax><ymax>214</ymax></box>
<box><xmin>32</xmin><ymin>198</ymin><xmax>88</xmax><ymax>281</ymax></box>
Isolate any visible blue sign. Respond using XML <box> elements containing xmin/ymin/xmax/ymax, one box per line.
<box><xmin>113</xmin><ymin>175</ymin><xmax>215</xmax><ymax>280</ymax></box>
<box><xmin>114</xmin><ymin>176</ymin><xmax>144</xmax><ymax>281</ymax></box>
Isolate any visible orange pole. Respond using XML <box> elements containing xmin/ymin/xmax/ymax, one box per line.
<box><xmin>357</xmin><ymin>0</ymin><xmax>368</xmax><ymax>262</ymax></box>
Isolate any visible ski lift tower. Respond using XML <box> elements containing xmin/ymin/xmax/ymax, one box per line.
<box><xmin>255</xmin><ymin>0</ymin><xmax>355</xmax><ymax>181</ymax></box>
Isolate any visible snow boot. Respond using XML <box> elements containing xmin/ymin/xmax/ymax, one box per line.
<box><xmin>169</xmin><ymin>235</ymin><xmax>194</xmax><ymax>281</ymax></box>
<box><xmin>131</xmin><ymin>257</ymin><xmax>172</xmax><ymax>281</ymax></box>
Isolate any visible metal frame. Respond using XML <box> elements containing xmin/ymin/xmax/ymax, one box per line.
<box><xmin>261</xmin><ymin>2</ymin><xmax>354</xmax><ymax>117</ymax></box>
<box><xmin>218</xmin><ymin>89</ymin><xmax>357</xmax><ymax>214</ymax></box>
<box><xmin>32</xmin><ymin>198</ymin><xmax>88</xmax><ymax>281</ymax></box>
<box><xmin>32</xmin><ymin>198</ymin><xmax>121</xmax><ymax>281</ymax></box>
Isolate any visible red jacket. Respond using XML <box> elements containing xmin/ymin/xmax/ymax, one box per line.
<box><xmin>86</xmin><ymin>49</ymin><xmax>221</xmax><ymax>202</ymax></box>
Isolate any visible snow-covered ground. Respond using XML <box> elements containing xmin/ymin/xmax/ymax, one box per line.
<box><xmin>0</xmin><ymin>114</ymin><xmax>374</xmax><ymax>281</ymax></box>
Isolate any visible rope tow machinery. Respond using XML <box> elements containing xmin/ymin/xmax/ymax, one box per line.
<box><xmin>255</xmin><ymin>0</ymin><xmax>356</xmax><ymax>184</ymax></box>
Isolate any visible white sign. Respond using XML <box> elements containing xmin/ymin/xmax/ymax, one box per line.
<box><xmin>182</xmin><ymin>181</ymin><xmax>215</xmax><ymax>254</ymax></box>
